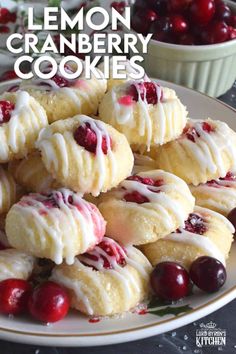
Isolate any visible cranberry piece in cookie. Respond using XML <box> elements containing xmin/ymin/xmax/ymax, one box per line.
<box><xmin>0</xmin><ymin>100</ymin><xmax>15</xmax><ymax>124</ymax></box>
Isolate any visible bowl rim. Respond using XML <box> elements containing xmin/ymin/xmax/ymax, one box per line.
<box><xmin>132</xmin><ymin>0</ymin><xmax>236</xmax><ymax>52</ymax></box>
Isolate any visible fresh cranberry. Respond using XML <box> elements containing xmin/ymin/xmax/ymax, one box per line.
<box><xmin>133</xmin><ymin>0</ymin><xmax>148</xmax><ymax>13</ymax></box>
<box><xmin>124</xmin><ymin>191</ymin><xmax>149</xmax><ymax>204</ymax></box>
<box><xmin>0</xmin><ymin>8</ymin><xmax>11</xmax><ymax>24</ymax></box>
<box><xmin>8</xmin><ymin>12</ymin><xmax>17</xmax><ymax>23</ymax></box>
<box><xmin>0</xmin><ymin>279</ymin><xmax>31</xmax><ymax>315</ymax></box>
<box><xmin>0</xmin><ymin>25</ymin><xmax>9</xmax><ymax>33</ymax></box>
<box><xmin>189</xmin><ymin>0</ymin><xmax>215</xmax><ymax>26</ymax></box>
<box><xmin>147</xmin><ymin>0</ymin><xmax>168</xmax><ymax>16</ymax></box>
<box><xmin>0</xmin><ymin>101</ymin><xmax>15</xmax><ymax>124</ymax></box>
<box><xmin>215</xmin><ymin>3</ymin><xmax>231</xmax><ymax>22</ymax></box>
<box><xmin>227</xmin><ymin>207</ymin><xmax>236</xmax><ymax>235</ymax></box>
<box><xmin>170</xmin><ymin>15</ymin><xmax>189</xmax><ymax>34</ymax></box>
<box><xmin>74</xmin><ymin>122</ymin><xmax>111</xmax><ymax>154</ymax></box>
<box><xmin>151</xmin><ymin>16</ymin><xmax>172</xmax><ymax>37</ymax></box>
<box><xmin>178</xmin><ymin>33</ymin><xmax>195</xmax><ymax>45</ymax></box>
<box><xmin>150</xmin><ymin>262</ymin><xmax>190</xmax><ymax>301</ymax></box>
<box><xmin>127</xmin><ymin>82</ymin><xmax>162</xmax><ymax>105</ymax></box>
<box><xmin>28</xmin><ymin>281</ymin><xmax>69</xmax><ymax>323</ymax></box>
<box><xmin>228</xmin><ymin>14</ymin><xmax>236</xmax><ymax>27</ymax></box>
<box><xmin>229</xmin><ymin>26</ymin><xmax>236</xmax><ymax>40</ymax></box>
<box><xmin>52</xmin><ymin>75</ymin><xmax>69</xmax><ymax>88</ymax></box>
<box><xmin>0</xmin><ymin>70</ymin><xmax>17</xmax><ymax>82</ymax></box>
<box><xmin>168</xmin><ymin>0</ymin><xmax>191</xmax><ymax>13</ymax></box>
<box><xmin>206</xmin><ymin>21</ymin><xmax>230</xmax><ymax>44</ymax></box>
<box><xmin>132</xmin><ymin>9</ymin><xmax>158</xmax><ymax>35</ymax></box>
<box><xmin>181</xmin><ymin>213</ymin><xmax>207</xmax><ymax>235</ymax></box>
<box><xmin>82</xmin><ymin>238</ymin><xmax>127</xmax><ymax>270</ymax></box>
<box><xmin>111</xmin><ymin>1</ymin><xmax>126</xmax><ymax>14</ymax></box>
<box><xmin>190</xmin><ymin>256</ymin><xmax>226</xmax><ymax>293</ymax></box>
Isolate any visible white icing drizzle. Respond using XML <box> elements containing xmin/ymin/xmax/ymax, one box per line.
<box><xmin>0</xmin><ymin>249</ymin><xmax>35</xmax><ymax>281</ymax></box>
<box><xmin>111</xmin><ymin>170</ymin><xmax>194</xmax><ymax>230</ymax></box>
<box><xmin>165</xmin><ymin>206</ymin><xmax>234</xmax><ymax>266</ymax></box>
<box><xmin>37</xmin><ymin>116</ymin><xmax>117</xmax><ymax>196</ymax></box>
<box><xmin>181</xmin><ymin>119</ymin><xmax>236</xmax><ymax>179</ymax></box>
<box><xmin>51</xmin><ymin>238</ymin><xmax>151</xmax><ymax>315</ymax></box>
<box><xmin>11</xmin><ymin>189</ymin><xmax>105</xmax><ymax>264</ymax></box>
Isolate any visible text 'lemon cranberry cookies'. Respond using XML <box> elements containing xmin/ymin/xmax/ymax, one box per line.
<box><xmin>99</xmin><ymin>81</ymin><xmax>187</xmax><ymax>151</ymax></box>
<box><xmin>0</xmin><ymin>91</ymin><xmax>48</xmax><ymax>162</ymax></box>
<box><xmin>141</xmin><ymin>206</ymin><xmax>234</xmax><ymax>270</ymax></box>
<box><xmin>36</xmin><ymin>115</ymin><xmax>134</xmax><ymax>196</ymax></box>
<box><xmin>5</xmin><ymin>189</ymin><xmax>106</xmax><ymax>265</ymax></box>
<box><xmin>152</xmin><ymin>118</ymin><xmax>236</xmax><ymax>185</ymax></box>
<box><xmin>20</xmin><ymin>62</ymin><xmax>107</xmax><ymax>123</ymax></box>
<box><xmin>51</xmin><ymin>237</ymin><xmax>152</xmax><ymax>316</ymax></box>
<box><xmin>190</xmin><ymin>172</ymin><xmax>236</xmax><ymax>217</ymax></box>
<box><xmin>97</xmin><ymin>170</ymin><xmax>195</xmax><ymax>246</ymax></box>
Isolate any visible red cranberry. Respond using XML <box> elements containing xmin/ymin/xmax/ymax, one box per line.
<box><xmin>202</xmin><ymin>122</ymin><xmax>214</xmax><ymax>133</ymax></box>
<box><xmin>229</xmin><ymin>26</ymin><xmax>236</xmax><ymax>40</ymax></box>
<box><xmin>206</xmin><ymin>21</ymin><xmax>230</xmax><ymax>44</ymax></box>
<box><xmin>168</xmin><ymin>0</ymin><xmax>191</xmax><ymax>13</ymax></box>
<box><xmin>190</xmin><ymin>256</ymin><xmax>226</xmax><ymax>293</ymax></box>
<box><xmin>182</xmin><ymin>213</ymin><xmax>207</xmax><ymax>235</ymax></box>
<box><xmin>228</xmin><ymin>14</ymin><xmax>236</xmax><ymax>27</ymax></box>
<box><xmin>111</xmin><ymin>1</ymin><xmax>126</xmax><ymax>14</ymax></box>
<box><xmin>133</xmin><ymin>0</ymin><xmax>148</xmax><ymax>13</ymax></box>
<box><xmin>151</xmin><ymin>16</ymin><xmax>172</xmax><ymax>36</ymax></box>
<box><xmin>82</xmin><ymin>239</ymin><xmax>127</xmax><ymax>270</ymax></box>
<box><xmin>52</xmin><ymin>75</ymin><xmax>69</xmax><ymax>88</ymax></box>
<box><xmin>8</xmin><ymin>12</ymin><xmax>17</xmax><ymax>23</ymax></box>
<box><xmin>28</xmin><ymin>281</ymin><xmax>69</xmax><ymax>323</ymax></box>
<box><xmin>170</xmin><ymin>15</ymin><xmax>189</xmax><ymax>34</ymax></box>
<box><xmin>178</xmin><ymin>33</ymin><xmax>195</xmax><ymax>45</ymax></box>
<box><xmin>0</xmin><ymin>8</ymin><xmax>11</xmax><ymax>24</ymax></box>
<box><xmin>150</xmin><ymin>262</ymin><xmax>190</xmax><ymax>301</ymax></box>
<box><xmin>0</xmin><ymin>70</ymin><xmax>17</xmax><ymax>82</ymax></box>
<box><xmin>215</xmin><ymin>3</ymin><xmax>231</xmax><ymax>22</ymax></box>
<box><xmin>74</xmin><ymin>122</ymin><xmax>111</xmax><ymax>154</ymax></box>
<box><xmin>0</xmin><ymin>279</ymin><xmax>31</xmax><ymax>315</ymax></box>
<box><xmin>0</xmin><ymin>101</ymin><xmax>15</xmax><ymax>124</ymax></box>
<box><xmin>227</xmin><ymin>207</ymin><xmax>236</xmax><ymax>235</ymax></box>
<box><xmin>124</xmin><ymin>191</ymin><xmax>149</xmax><ymax>204</ymax></box>
<box><xmin>132</xmin><ymin>9</ymin><xmax>158</xmax><ymax>35</ymax></box>
<box><xmin>127</xmin><ymin>82</ymin><xmax>162</xmax><ymax>105</ymax></box>
<box><xmin>189</xmin><ymin>0</ymin><xmax>215</xmax><ymax>26</ymax></box>
<box><xmin>0</xmin><ymin>25</ymin><xmax>9</xmax><ymax>33</ymax></box>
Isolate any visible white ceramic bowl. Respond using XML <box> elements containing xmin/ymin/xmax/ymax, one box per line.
<box><xmin>134</xmin><ymin>0</ymin><xmax>236</xmax><ymax>97</ymax></box>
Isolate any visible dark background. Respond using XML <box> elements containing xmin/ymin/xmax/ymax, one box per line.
<box><xmin>0</xmin><ymin>83</ymin><xmax>235</xmax><ymax>354</ymax></box>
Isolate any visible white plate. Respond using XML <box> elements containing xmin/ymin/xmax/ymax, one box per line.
<box><xmin>0</xmin><ymin>79</ymin><xmax>235</xmax><ymax>347</ymax></box>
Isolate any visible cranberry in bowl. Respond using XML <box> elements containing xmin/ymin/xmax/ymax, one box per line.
<box><xmin>130</xmin><ymin>0</ymin><xmax>236</xmax><ymax>97</ymax></box>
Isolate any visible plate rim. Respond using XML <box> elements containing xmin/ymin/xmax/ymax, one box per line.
<box><xmin>0</xmin><ymin>78</ymin><xmax>235</xmax><ymax>346</ymax></box>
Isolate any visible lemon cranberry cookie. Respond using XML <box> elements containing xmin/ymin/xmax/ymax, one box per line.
<box><xmin>97</xmin><ymin>170</ymin><xmax>195</xmax><ymax>245</ymax></box>
<box><xmin>0</xmin><ymin>91</ymin><xmax>48</xmax><ymax>162</ymax></box>
<box><xmin>99</xmin><ymin>81</ymin><xmax>187</xmax><ymax>151</ymax></box>
<box><xmin>133</xmin><ymin>153</ymin><xmax>157</xmax><ymax>174</ymax></box>
<box><xmin>152</xmin><ymin>119</ymin><xmax>236</xmax><ymax>185</ymax></box>
<box><xmin>9</xmin><ymin>152</ymin><xmax>60</xmax><ymax>193</ymax></box>
<box><xmin>20</xmin><ymin>62</ymin><xmax>107</xmax><ymax>123</ymax></box>
<box><xmin>36</xmin><ymin>115</ymin><xmax>134</xmax><ymax>196</ymax></box>
<box><xmin>0</xmin><ymin>249</ymin><xmax>35</xmax><ymax>281</ymax></box>
<box><xmin>6</xmin><ymin>189</ymin><xmax>106</xmax><ymax>265</ymax></box>
<box><xmin>141</xmin><ymin>206</ymin><xmax>234</xmax><ymax>270</ymax></box>
<box><xmin>51</xmin><ymin>237</ymin><xmax>152</xmax><ymax>316</ymax></box>
<box><xmin>190</xmin><ymin>172</ymin><xmax>236</xmax><ymax>216</ymax></box>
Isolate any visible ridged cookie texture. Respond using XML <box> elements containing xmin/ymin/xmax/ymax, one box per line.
<box><xmin>132</xmin><ymin>153</ymin><xmax>157</xmax><ymax>175</ymax></box>
<box><xmin>141</xmin><ymin>206</ymin><xmax>234</xmax><ymax>270</ymax></box>
<box><xmin>98</xmin><ymin>81</ymin><xmax>187</xmax><ymax>151</ymax></box>
<box><xmin>36</xmin><ymin>115</ymin><xmax>134</xmax><ymax>196</ymax></box>
<box><xmin>190</xmin><ymin>172</ymin><xmax>236</xmax><ymax>217</ymax></box>
<box><xmin>0</xmin><ymin>91</ymin><xmax>48</xmax><ymax>162</ymax></box>
<box><xmin>8</xmin><ymin>152</ymin><xmax>60</xmax><ymax>193</ymax></box>
<box><xmin>0</xmin><ymin>166</ymin><xmax>17</xmax><ymax>214</ymax></box>
<box><xmin>51</xmin><ymin>237</ymin><xmax>152</xmax><ymax>316</ymax></box>
<box><xmin>0</xmin><ymin>249</ymin><xmax>35</xmax><ymax>281</ymax></box>
<box><xmin>6</xmin><ymin>189</ymin><xmax>106</xmax><ymax>265</ymax></box>
<box><xmin>98</xmin><ymin>170</ymin><xmax>195</xmax><ymax>245</ymax></box>
<box><xmin>20</xmin><ymin>61</ymin><xmax>107</xmax><ymax>123</ymax></box>
<box><xmin>152</xmin><ymin>118</ymin><xmax>236</xmax><ymax>186</ymax></box>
